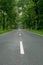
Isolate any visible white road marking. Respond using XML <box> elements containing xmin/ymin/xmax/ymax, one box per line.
<box><xmin>19</xmin><ymin>33</ymin><xmax>21</xmax><ymax>36</ymax></box>
<box><xmin>20</xmin><ymin>41</ymin><xmax>24</xmax><ymax>54</ymax></box>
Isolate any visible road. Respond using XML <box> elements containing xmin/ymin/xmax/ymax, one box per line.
<box><xmin>0</xmin><ymin>29</ymin><xmax>43</xmax><ymax>65</ymax></box>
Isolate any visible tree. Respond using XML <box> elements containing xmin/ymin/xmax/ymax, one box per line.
<box><xmin>0</xmin><ymin>0</ymin><xmax>18</xmax><ymax>30</ymax></box>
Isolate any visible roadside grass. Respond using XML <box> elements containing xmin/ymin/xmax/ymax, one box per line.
<box><xmin>26</xmin><ymin>29</ymin><xmax>43</xmax><ymax>36</ymax></box>
<box><xmin>0</xmin><ymin>29</ymin><xmax>12</xmax><ymax>34</ymax></box>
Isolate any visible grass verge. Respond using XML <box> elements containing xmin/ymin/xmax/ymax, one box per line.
<box><xmin>0</xmin><ymin>29</ymin><xmax>12</xmax><ymax>34</ymax></box>
<box><xmin>26</xmin><ymin>29</ymin><xmax>43</xmax><ymax>36</ymax></box>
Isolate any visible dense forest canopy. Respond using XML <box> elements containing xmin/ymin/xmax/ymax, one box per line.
<box><xmin>0</xmin><ymin>0</ymin><xmax>43</xmax><ymax>30</ymax></box>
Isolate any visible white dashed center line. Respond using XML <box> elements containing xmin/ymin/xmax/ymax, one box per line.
<box><xmin>19</xmin><ymin>33</ymin><xmax>21</xmax><ymax>36</ymax></box>
<box><xmin>20</xmin><ymin>41</ymin><xmax>24</xmax><ymax>55</ymax></box>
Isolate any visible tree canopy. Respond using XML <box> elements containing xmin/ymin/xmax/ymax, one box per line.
<box><xmin>0</xmin><ymin>0</ymin><xmax>43</xmax><ymax>30</ymax></box>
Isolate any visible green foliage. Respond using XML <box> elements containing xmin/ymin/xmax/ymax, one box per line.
<box><xmin>0</xmin><ymin>0</ymin><xmax>43</xmax><ymax>32</ymax></box>
<box><xmin>0</xmin><ymin>0</ymin><xmax>18</xmax><ymax>30</ymax></box>
<box><xmin>18</xmin><ymin>0</ymin><xmax>43</xmax><ymax>30</ymax></box>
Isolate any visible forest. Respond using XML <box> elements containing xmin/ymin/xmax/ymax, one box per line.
<box><xmin>0</xmin><ymin>0</ymin><xmax>43</xmax><ymax>33</ymax></box>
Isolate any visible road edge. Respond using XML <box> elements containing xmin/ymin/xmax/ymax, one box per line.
<box><xmin>25</xmin><ymin>29</ymin><xmax>43</xmax><ymax>37</ymax></box>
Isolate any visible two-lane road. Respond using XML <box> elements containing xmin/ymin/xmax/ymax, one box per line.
<box><xmin>0</xmin><ymin>29</ymin><xmax>43</xmax><ymax>65</ymax></box>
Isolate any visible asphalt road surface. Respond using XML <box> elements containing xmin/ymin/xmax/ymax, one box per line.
<box><xmin>0</xmin><ymin>29</ymin><xmax>43</xmax><ymax>65</ymax></box>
